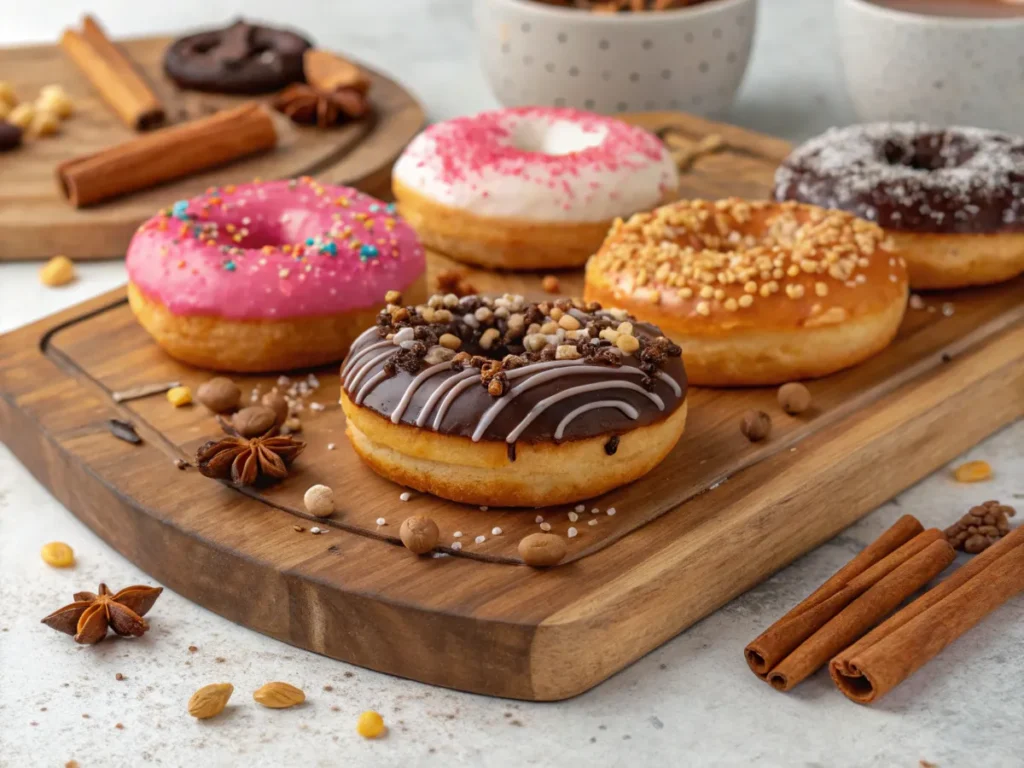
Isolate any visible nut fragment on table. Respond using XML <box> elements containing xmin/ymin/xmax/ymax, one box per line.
<box><xmin>953</xmin><ymin>460</ymin><xmax>992</xmax><ymax>483</ymax></box>
<box><xmin>39</xmin><ymin>254</ymin><xmax>76</xmax><ymax>286</ymax></box>
<box><xmin>37</xmin><ymin>84</ymin><xmax>74</xmax><ymax>118</ymax></box>
<box><xmin>29</xmin><ymin>110</ymin><xmax>60</xmax><ymax>137</ymax></box>
<box><xmin>196</xmin><ymin>377</ymin><xmax>241</xmax><ymax>413</ymax></box>
<box><xmin>253</xmin><ymin>681</ymin><xmax>305</xmax><ymax>709</ymax></box>
<box><xmin>188</xmin><ymin>683</ymin><xmax>234</xmax><ymax>719</ymax></box>
<box><xmin>740</xmin><ymin>410</ymin><xmax>772</xmax><ymax>442</ymax></box>
<box><xmin>40</xmin><ymin>541</ymin><xmax>75</xmax><ymax>568</ymax></box>
<box><xmin>400</xmin><ymin>515</ymin><xmax>440</xmax><ymax>554</ymax></box>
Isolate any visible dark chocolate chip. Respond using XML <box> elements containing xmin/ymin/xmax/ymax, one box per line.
<box><xmin>604</xmin><ymin>435</ymin><xmax>619</xmax><ymax>455</ymax></box>
<box><xmin>0</xmin><ymin>121</ymin><xmax>22</xmax><ymax>152</ymax></box>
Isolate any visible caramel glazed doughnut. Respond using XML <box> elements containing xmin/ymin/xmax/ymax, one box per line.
<box><xmin>774</xmin><ymin>123</ymin><xmax>1024</xmax><ymax>289</ymax></box>
<box><xmin>339</xmin><ymin>294</ymin><xmax>688</xmax><ymax>507</ymax></box>
<box><xmin>584</xmin><ymin>199</ymin><xmax>909</xmax><ymax>387</ymax></box>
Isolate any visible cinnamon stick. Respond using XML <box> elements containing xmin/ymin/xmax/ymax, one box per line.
<box><xmin>60</xmin><ymin>15</ymin><xmax>165</xmax><ymax>130</ymax></box>
<box><xmin>831</xmin><ymin>524</ymin><xmax>1024</xmax><ymax>704</ymax></box>
<box><xmin>745</xmin><ymin>514</ymin><xmax>924</xmax><ymax>676</ymax></box>
<box><xmin>766</xmin><ymin>538</ymin><xmax>955</xmax><ymax>691</ymax></box>
<box><xmin>57</xmin><ymin>103</ymin><xmax>278</xmax><ymax>208</ymax></box>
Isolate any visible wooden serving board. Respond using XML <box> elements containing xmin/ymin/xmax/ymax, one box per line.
<box><xmin>0</xmin><ymin>35</ymin><xmax>425</xmax><ymax>261</ymax></box>
<box><xmin>2</xmin><ymin>113</ymin><xmax>1022</xmax><ymax>701</ymax></box>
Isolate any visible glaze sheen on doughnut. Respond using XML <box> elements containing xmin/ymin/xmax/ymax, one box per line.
<box><xmin>774</xmin><ymin>123</ymin><xmax>1024</xmax><ymax>289</ymax></box>
<box><xmin>127</xmin><ymin>179</ymin><xmax>426</xmax><ymax>372</ymax></box>
<box><xmin>584</xmin><ymin>199</ymin><xmax>909</xmax><ymax>386</ymax></box>
<box><xmin>392</xmin><ymin>107</ymin><xmax>679</xmax><ymax>270</ymax></box>
<box><xmin>339</xmin><ymin>294</ymin><xmax>688</xmax><ymax>506</ymax></box>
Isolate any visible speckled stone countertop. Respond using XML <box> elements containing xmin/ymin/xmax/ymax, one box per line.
<box><xmin>1</xmin><ymin>1</ymin><xmax>1021</xmax><ymax>766</ymax></box>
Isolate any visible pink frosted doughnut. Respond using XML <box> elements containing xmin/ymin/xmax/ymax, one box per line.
<box><xmin>393</xmin><ymin>107</ymin><xmax>679</xmax><ymax>270</ymax></box>
<box><xmin>126</xmin><ymin>178</ymin><xmax>427</xmax><ymax>373</ymax></box>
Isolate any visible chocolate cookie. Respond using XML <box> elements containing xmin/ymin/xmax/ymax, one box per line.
<box><xmin>0</xmin><ymin>121</ymin><xmax>22</xmax><ymax>152</ymax></box>
<box><xmin>163</xmin><ymin>19</ymin><xmax>312</xmax><ymax>95</ymax></box>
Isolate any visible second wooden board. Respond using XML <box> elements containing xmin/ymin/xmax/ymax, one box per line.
<box><xmin>0</xmin><ymin>34</ymin><xmax>424</xmax><ymax>261</ymax></box>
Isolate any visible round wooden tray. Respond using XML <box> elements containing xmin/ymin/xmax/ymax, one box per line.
<box><xmin>0</xmin><ymin>35</ymin><xmax>425</xmax><ymax>261</ymax></box>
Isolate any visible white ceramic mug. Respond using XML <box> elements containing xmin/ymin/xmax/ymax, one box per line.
<box><xmin>474</xmin><ymin>0</ymin><xmax>757</xmax><ymax>116</ymax></box>
<box><xmin>836</xmin><ymin>0</ymin><xmax>1024</xmax><ymax>133</ymax></box>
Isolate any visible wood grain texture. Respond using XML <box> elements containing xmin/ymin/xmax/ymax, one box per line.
<box><xmin>0</xmin><ymin>35</ymin><xmax>424</xmax><ymax>261</ymax></box>
<box><xmin>2</xmin><ymin>112</ymin><xmax>1022</xmax><ymax>700</ymax></box>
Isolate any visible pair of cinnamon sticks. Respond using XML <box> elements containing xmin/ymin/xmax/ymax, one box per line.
<box><xmin>746</xmin><ymin>514</ymin><xmax>1024</xmax><ymax>703</ymax></box>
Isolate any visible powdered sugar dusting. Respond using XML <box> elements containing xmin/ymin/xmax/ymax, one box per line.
<box><xmin>775</xmin><ymin>123</ymin><xmax>1024</xmax><ymax>234</ymax></box>
<box><xmin>394</xmin><ymin>107</ymin><xmax>678</xmax><ymax>223</ymax></box>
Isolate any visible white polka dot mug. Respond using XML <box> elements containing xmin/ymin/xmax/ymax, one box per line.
<box><xmin>836</xmin><ymin>0</ymin><xmax>1024</xmax><ymax>133</ymax></box>
<box><xmin>474</xmin><ymin>0</ymin><xmax>757</xmax><ymax>116</ymax></box>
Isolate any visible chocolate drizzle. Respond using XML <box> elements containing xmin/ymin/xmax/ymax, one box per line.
<box><xmin>340</xmin><ymin>294</ymin><xmax>687</xmax><ymax>445</ymax></box>
<box><xmin>775</xmin><ymin>123</ymin><xmax>1024</xmax><ymax>234</ymax></box>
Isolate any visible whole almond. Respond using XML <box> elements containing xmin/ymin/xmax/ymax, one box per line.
<box><xmin>188</xmin><ymin>682</ymin><xmax>234</xmax><ymax>719</ymax></box>
<box><xmin>518</xmin><ymin>533</ymin><xmax>567</xmax><ymax>567</ymax></box>
<box><xmin>253</xmin><ymin>681</ymin><xmax>305</xmax><ymax>709</ymax></box>
<box><xmin>261</xmin><ymin>390</ymin><xmax>289</xmax><ymax>426</ymax></box>
<box><xmin>232</xmin><ymin>406</ymin><xmax>277</xmax><ymax>438</ymax></box>
<box><xmin>196</xmin><ymin>377</ymin><xmax>241</xmax><ymax>413</ymax></box>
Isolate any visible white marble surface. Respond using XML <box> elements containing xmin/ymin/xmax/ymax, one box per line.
<box><xmin>1</xmin><ymin>1</ymin><xmax>1022</xmax><ymax>766</ymax></box>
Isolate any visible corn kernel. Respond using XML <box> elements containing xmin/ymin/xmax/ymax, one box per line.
<box><xmin>40</xmin><ymin>541</ymin><xmax>75</xmax><ymax>568</ymax></box>
<box><xmin>167</xmin><ymin>386</ymin><xmax>193</xmax><ymax>407</ymax></box>
<box><xmin>39</xmin><ymin>255</ymin><xmax>76</xmax><ymax>287</ymax></box>
<box><xmin>953</xmin><ymin>460</ymin><xmax>991</xmax><ymax>483</ymax></box>
<box><xmin>356</xmin><ymin>710</ymin><xmax>385</xmax><ymax>739</ymax></box>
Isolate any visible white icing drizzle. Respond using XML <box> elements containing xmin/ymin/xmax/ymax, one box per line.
<box><xmin>340</xmin><ymin>327</ymin><xmax>380</xmax><ymax>376</ymax></box>
<box><xmin>355</xmin><ymin>370</ymin><xmax>389</xmax><ymax>405</ymax></box>
<box><xmin>342</xmin><ymin>340</ymin><xmax>393</xmax><ymax>386</ymax></box>
<box><xmin>654</xmin><ymin>370</ymin><xmax>683</xmax><ymax>397</ymax></box>
<box><xmin>554</xmin><ymin>400</ymin><xmax>639</xmax><ymax>441</ymax></box>
<box><xmin>433</xmin><ymin>375</ymin><xmax>481</xmax><ymax>431</ymax></box>
<box><xmin>506</xmin><ymin>382</ymin><xmax>663</xmax><ymax>444</ymax></box>
<box><xmin>472</xmin><ymin>365</ymin><xmax>663</xmax><ymax>442</ymax></box>
<box><xmin>390</xmin><ymin>362</ymin><xmax>458</xmax><ymax>424</ymax></box>
<box><xmin>416</xmin><ymin>369</ymin><xmax>478</xmax><ymax>427</ymax></box>
<box><xmin>347</xmin><ymin>349</ymin><xmax>395</xmax><ymax>392</ymax></box>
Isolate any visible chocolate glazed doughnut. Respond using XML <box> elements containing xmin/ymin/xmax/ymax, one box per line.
<box><xmin>339</xmin><ymin>294</ymin><xmax>688</xmax><ymax>507</ymax></box>
<box><xmin>164</xmin><ymin>19</ymin><xmax>312</xmax><ymax>95</ymax></box>
<box><xmin>775</xmin><ymin>123</ymin><xmax>1024</xmax><ymax>289</ymax></box>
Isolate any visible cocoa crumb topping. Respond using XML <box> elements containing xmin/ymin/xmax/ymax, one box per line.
<box><xmin>372</xmin><ymin>293</ymin><xmax>682</xmax><ymax>396</ymax></box>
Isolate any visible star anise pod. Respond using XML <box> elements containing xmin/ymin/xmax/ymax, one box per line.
<box><xmin>272</xmin><ymin>83</ymin><xmax>370</xmax><ymax>128</ymax></box>
<box><xmin>41</xmin><ymin>583</ymin><xmax>163</xmax><ymax>645</ymax></box>
<box><xmin>195</xmin><ymin>420</ymin><xmax>305</xmax><ymax>486</ymax></box>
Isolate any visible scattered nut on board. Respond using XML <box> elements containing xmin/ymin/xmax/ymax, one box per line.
<box><xmin>0</xmin><ymin>81</ymin><xmax>17</xmax><ymax>107</ymax></box>
<box><xmin>953</xmin><ymin>460</ymin><xmax>991</xmax><ymax>483</ymax></box>
<box><xmin>7</xmin><ymin>103</ymin><xmax>34</xmax><ymax>129</ymax></box>
<box><xmin>357</xmin><ymin>710</ymin><xmax>386</xmax><ymax>738</ymax></box>
<box><xmin>399</xmin><ymin>515</ymin><xmax>439</xmax><ymax>554</ymax></box>
<box><xmin>188</xmin><ymin>683</ymin><xmax>234</xmax><ymax>719</ymax></box>
<box><xmin>196</xmin><ymin>377</ymin><xmax>241</xmax><ymax>413</ymax></box>
<box><xmin>38</xmin><ymin>85</ymin><xmax>74</xmax><ymax>118</ymax></box>
<box><xmin>518</xmin><ymin>532</ymin><xmax>567</xmax><ymax>567</ymax></box>
<box><xmin>29</xmin><ymin>110</ymin><xmax>59</xmax><ymax>138</ymax></box>
<box><xmin>303</xmin><ymin>484</ymin><xmax>335</xmax><ymax>517</ymax></box>
<box><xmin>541</xmin><ymin>275</ymin><xmax>560</xmax><ymax>293</ymax></box>
<box><xmin>253</xmin><ymin>682</ymin><xmax>305</xmax><ymax>709</ymax></box>
<box><xmin>39</xmin><ymin>255</ymin><xmax>76</xmax><ymax>287</ymax></box>
<box><xmin>40</xmin><ymin>541</ymin><xmax>75</xmax><ymax>568</ymax></box>
<box><xmin>777</xmin><ymin>382</ymin><xmax>811</xmax><ymax>415</ymax></box>
<box><xmin>740</xmin><ymin>410</ymin><xmax>772</xmax><ymax>442</ymax></box>
<box><xmin>232</xmin><ymin>406</ymin><xmax>277</xmax><ymax>437</ymax></box>
<box><xmin>261</xmin><ymin>390</ymin><xmax>290</xmax><ymax>426</ymax></box>
<box><xmin>166</xmin><ymin>386</ymin><xmax>193</xmax><ymax>408</ymax></box>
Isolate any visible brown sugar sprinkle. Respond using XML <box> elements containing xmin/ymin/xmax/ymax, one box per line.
<box><xmin>593</xmin><ymin>199</ymin><xmax>896</xmax><ymax>313</ymax></box>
